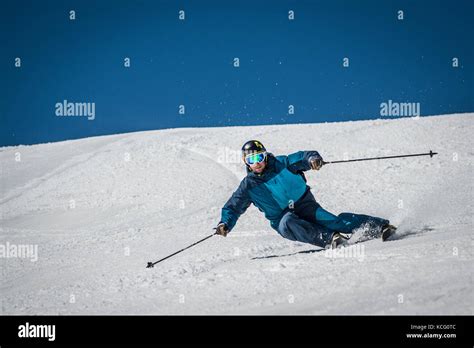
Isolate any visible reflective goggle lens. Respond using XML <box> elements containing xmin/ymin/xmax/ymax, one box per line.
<box><xmin>245</xmin><ymin>152</ymin><xmax>266</xmax><ymax>165</ymax></box>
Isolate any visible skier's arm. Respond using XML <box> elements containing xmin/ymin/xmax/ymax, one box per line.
<box><xmin>219</xmin><ymin>180</ymin><xmax>252</xmax><ymax>233</ymax></box>
<box><xmin>285</xmin><ymin>151</ymin><xmax>323</xmax><ymax>172</ymax></box>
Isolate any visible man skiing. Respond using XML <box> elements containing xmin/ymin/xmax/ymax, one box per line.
<box><xmin>215</xmin><ymin>140</ymin><xmax>396</xmax><ymax>248</ymax></box>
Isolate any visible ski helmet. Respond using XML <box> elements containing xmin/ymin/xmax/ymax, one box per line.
<box><xmin>241</xmin><ymin>140</ymin><xmax>267</xmax><ymax>166</ymax></box>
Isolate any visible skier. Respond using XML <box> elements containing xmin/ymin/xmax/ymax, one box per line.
<box><xmin>215</xmin><ymin>140</ymin><xmax>396</xmax><ymax>248</ymax></box>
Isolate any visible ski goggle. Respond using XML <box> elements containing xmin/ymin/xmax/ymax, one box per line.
<box><xmin>244</xmin><ymin>151</ymin><xmax>267</xmax><ymax>165</ymax></box>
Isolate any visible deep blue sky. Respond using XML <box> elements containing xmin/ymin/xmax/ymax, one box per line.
<box><xmin>1</xmin><ymin>0</ymin><xmax>472</xmax><ymax>146</ymax></box>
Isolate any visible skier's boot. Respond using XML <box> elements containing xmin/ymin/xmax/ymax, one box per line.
<box><xmin>381</xmin><ymin>224</ymin><xmax>397</xmax><ymax>241</ymax></box>
<box><xmin>329</xmin><ymin>232</ymin><xmax>348</xmax><ymax>249</ymax></box>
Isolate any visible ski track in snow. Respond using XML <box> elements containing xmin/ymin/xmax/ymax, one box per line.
<box><xmin>0</xmin><ymin>114</ymin><xmax>473</xmax><ymax>314</ymax></box>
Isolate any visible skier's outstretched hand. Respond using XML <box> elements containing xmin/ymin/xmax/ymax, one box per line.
<box><xmin>309</xmin><ymin>156</ymin><xmax>324</xmax><ymax>170</ymax></box>
<box><xmin>215</xmin><ymin>223</ymin><xmax>229</xmax><ymax>237</ymax></box>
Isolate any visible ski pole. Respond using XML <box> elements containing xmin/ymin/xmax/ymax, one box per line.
<box><xmin>322</xmin><ymin>150</ymin><xmax>437</xmax><ymax>165</ymax></box>
<box><xmin>146</xmin><ymin>232</ymin><xmax>217</xmax><ymax>268</ymax></box>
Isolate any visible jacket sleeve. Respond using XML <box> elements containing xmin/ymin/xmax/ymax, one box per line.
<box><xmin>219</xmin><ymin>180</ymin><xmax>252</xmax><ymax>232</ymax></box>
<box><xmin>285</xmin><ymin>151</ymin><xmax>322</xmax><ymax>173</ymax></box>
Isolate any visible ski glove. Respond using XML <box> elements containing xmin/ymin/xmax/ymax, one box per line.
<box><xmin>309</xmin><ymin>156</ymin><xmax>324</xmax><ymax>170</ymax></box>
<box><xmin>215</xmin><ymin>223</ymin><xmax>229</xmax><ymax>237</ymax></box>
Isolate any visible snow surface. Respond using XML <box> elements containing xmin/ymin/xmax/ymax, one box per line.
<box><xmin>0</xmin><ymin>114</ymin><xmax>473</xmax><ymax>314</ymax></box>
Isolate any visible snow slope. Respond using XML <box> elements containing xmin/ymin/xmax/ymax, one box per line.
<box><xmin>0</xmin><ymin>114</ymin><xmax>473</xmax><ymax>314</ymax></box>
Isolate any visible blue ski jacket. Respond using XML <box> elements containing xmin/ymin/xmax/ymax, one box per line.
<box><xmin>219</xmin><ymin>151</ymin><xmax>322</xmax><ymax>232</ymax></box>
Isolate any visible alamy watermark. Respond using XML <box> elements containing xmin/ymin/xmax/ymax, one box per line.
<box><xmin>18</xmin><ymin>322</ymin><xmax>55</xmax><ymax>341</ymax></box>
<box><xmin>0</xmin><ymin>242</ymin><xmax>38</xmax><ymax>262</ymax></box>
<box><xmin>380</xmin><ymin>99</ymin><xmax>420</xmax><ymax>117</ymax></box>
<box><xmin>217</xmin><ymin>147</ymin><xmax>242</xmax><ymax>164</ymax></box>
<box><xmin>325</xmin><ymin>244</ymin><xmax>365</xmax><ymax>261</ymax></box>
<box><xmin>55</xmin><ymin>99</ymin><xmax>95</xmax><ymax>120</ymax></box>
